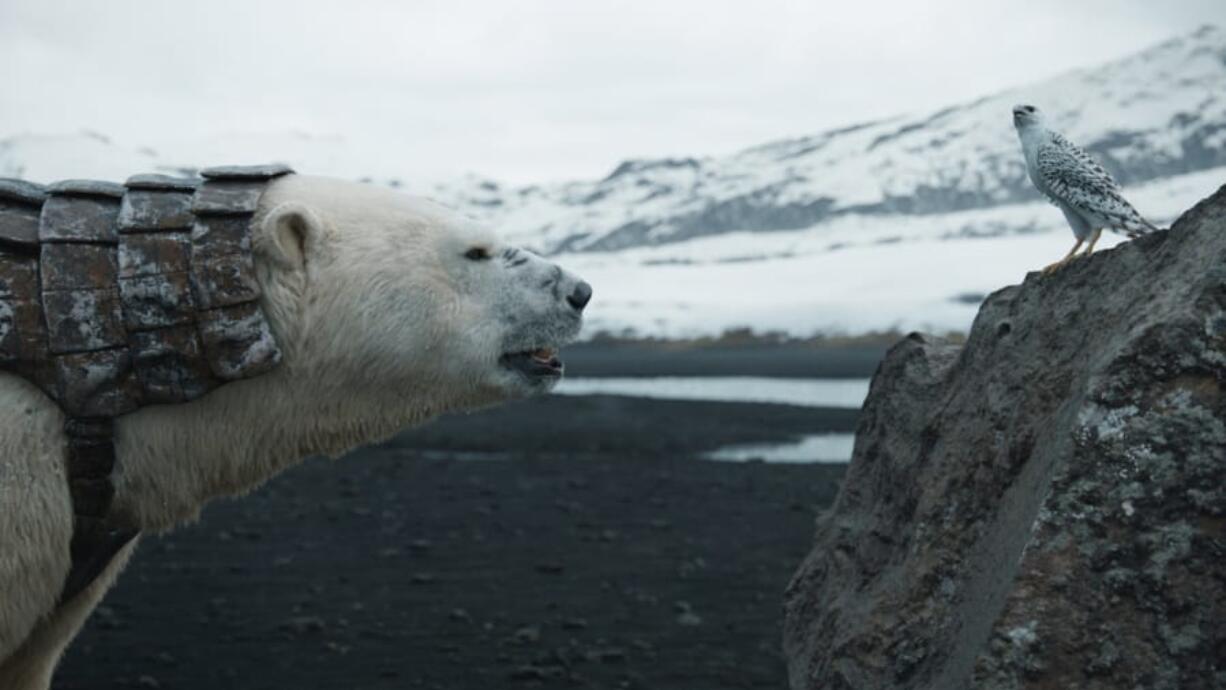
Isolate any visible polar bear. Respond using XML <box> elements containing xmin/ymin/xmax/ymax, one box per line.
<box><xmin>0</xmin><ymin>174</ymin><xmax>592</xmax><ymax>689</ymax></box>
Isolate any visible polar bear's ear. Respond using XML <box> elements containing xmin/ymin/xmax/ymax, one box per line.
<box><xmin>261</xmin><ymin>202</ymin><xmax>323</xmax><ymax>270</ymax></box>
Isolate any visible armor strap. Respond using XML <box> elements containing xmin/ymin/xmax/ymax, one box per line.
<box><xmin>59</xmin><ymin>416</ymin><xmax>138</xmax><ymax>603</ymax></box>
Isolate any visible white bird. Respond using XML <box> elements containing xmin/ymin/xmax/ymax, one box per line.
<box><xmin>1012</xmin><ymin>104</ymin><xmax>1160</xmax><ymax>274</ymax></box>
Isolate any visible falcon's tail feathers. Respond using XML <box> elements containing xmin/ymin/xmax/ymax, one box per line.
<box><xmin>1121</xmin><ymin>214</ymin><xmax>1163</xmax><ymax>239</ymax></box>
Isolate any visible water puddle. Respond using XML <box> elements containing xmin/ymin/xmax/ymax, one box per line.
<box><xmin>703</xmin><ymin>433</ymin><xmax>855</xmax><ymax>463</ymax></box>
<box><xmin>554</xmin><ymin>377</ymin><xmax>869</xmax><ymax>408</ymax></box>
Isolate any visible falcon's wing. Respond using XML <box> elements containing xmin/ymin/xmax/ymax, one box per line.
<box><xmin>1035</xmin><ymin>133</ymin><xmax>1156</xmax><ymax>235</ymax></box>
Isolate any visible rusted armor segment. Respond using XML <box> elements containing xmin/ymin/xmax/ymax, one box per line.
<box><xmin>118</xmin><ymin>232</ymin><xmax>192</xmax><ymax>277</ymax></box>
<box><xmin>52</xmin><ymin>348</ymin><xmax>141</xmax><ymax>417</ymax></box>
<box><xmin>118</xmin><ymin>232</ymin><xmax>195</xmax><ymax>331</ymax></box>
<box><xmin>0</xmin><ymin>183</ymin><xmax>48</xmax><ymax>376</ymax></box>
<box><xmin>0</xmin><ymin>254</ymin><xmax>44</xmax><ymax>368</ymax></box>
<box><xmin>0</xmin><ymin>252</ymin><xmax>55</xmax><ymax>394</ymax></box>
<box><xmin>125</xmin><ymin>174</ymin><xmax>200</xmax><ymax>191</ymax></box>
<box><xmin>190</xmin><ymin>164</ymin><xmax>289</xmax><ymax>379</ymax></box>
<box><xmin>41</xmin><ymin>290</ymin><xmax>127</xmax><ymax>355</ymax></box>
<box><xmin>40</xmin><ymin>242</ymin><xmax>117</xmax><ymax>290</ymax></box>
<box><xmin>120</xmin><ymin>172</ymin><xmax>198</xmax><ymax>233</ymax></box>
<box><xmin>191</xmin><ymin>164</ymin><xmax>291</xmax><ymax>215</ymax></box>
<box><xmin>189</xmin><ymin>246</ymin><xmax>260</xmax><ymax>310</ymax></box>
<box><xmin>38</xmin><ymin>186</ymin><xmax>126</xmax><ymax>363</ymax></box>
<box><xmin>39</xmin><ymin>241</ymin><xmax>125</xmax><ymax>354</ymax></box>
<box><xmin>190</xmin><ymin>182</ymin><xmax>268</xmax><ymax>215</ymax></box>
<box><xmin>119</xmin><ymin>271</ymin><xmax>196</xmax><ymax>332</ymax></box>
<box><xmin>0</xmin><ymin>178</ymin><xmax>48</xmax><ymax>205</ymax></box>
<box><xmin>190</xmin><ymin>169</ymin><xmax>280</xmax><ymax>314</ymax></box>
<box><xmin>197</xmin><ymin>299</ymin><xmax>281</xmax><ymax>380</ymax></box>
<box><xmin>0</xmin><ymin>179</ymin><xmax>47</xmax><ymax>248</ymax></box>
<box><xmin>45</xmin><ymin>180</ymin><xmax>126</xmax><ymax>198</ymax></box>
<box><xmin>118</xmin><ymin>190</ymin><xmax>195</xmax><ymax>232</ymax></box>
<box><xmin>130</xmin><ymin>326</ymin><xmax>217</xmax><ymax>403</ymax></box>
<box><xmin>118</xmin><ymin>175</ymin><xmax>198</xmax><ymax>334</ymax></box>
<box><xmin>191</xmin><ymin>213</ymin><xmax>252</xmax><ymax>257</ymax></box>
<box><xmin>39</xmin><ymin>183</ymin><xmax>122</xmax><ymax>244</ymax></box>
<box><xmin>200</xmin><ymin>163</ymin><xmax>294</xmax><ymax>180</ymax></box>
<box><xmin>189</xmin><ymin>216</ymin><xmax>258</xmax><ymax>309</ymax></box>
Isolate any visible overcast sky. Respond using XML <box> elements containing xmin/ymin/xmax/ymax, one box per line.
<box><xmin>1</xmin><ymin>0</ymin><xmax>1223</xmax><ymax>184</ymax></box>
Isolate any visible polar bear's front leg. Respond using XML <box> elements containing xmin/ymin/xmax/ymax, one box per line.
<box><xmin>0</xmin><ymin>388</ymin><xmax>71</xmax><ymax>654</ymax></box>
<box><xmin>0</xmin><ymin>375</ymin><xmax>94</xmax><ymax>685</ymax></box>
<box><xmin>0</xmin><ymin>539</ymin><xmax>138</xmax><ymax>690</ymax></box>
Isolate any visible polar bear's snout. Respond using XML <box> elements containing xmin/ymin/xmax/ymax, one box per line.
<box><xmin>567</xmin><ymin>281</ymin><xmax>593</xmax><ymax>312</ymax></box>
<box><xmin>488</xmin><ymin>251</ymin><xmax>591</xmax><ymax>395</ymax></box>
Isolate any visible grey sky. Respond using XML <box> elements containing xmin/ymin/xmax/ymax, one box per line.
<box><xmin>1</xmin><ymin>0</ymin><xmax>1222</xmax><ymax>184</ymax></box>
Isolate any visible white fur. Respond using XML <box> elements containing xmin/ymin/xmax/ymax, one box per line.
<box><xmin>0</xmin><ymin>175</ymin><xmax>588</xmax><ymax>688</ymax></box>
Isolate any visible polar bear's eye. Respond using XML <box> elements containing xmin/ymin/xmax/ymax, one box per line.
<box><xmin>464</xmin><ymin>246</ymin><xmax>492</xmax><ymax>261</ymax></box>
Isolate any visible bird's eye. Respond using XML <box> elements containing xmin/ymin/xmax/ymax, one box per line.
<box><xmin>1024</xmin><ymin>105</ymin><xmax>1036</xmax><ymax>113</ymax></box>
<box><xmin>464</xmin><ymin>246</ymin><xmax>492</xmax><ymax>261</ymax></box>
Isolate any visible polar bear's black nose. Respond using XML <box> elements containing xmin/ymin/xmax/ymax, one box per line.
<box><xmin>567</xmin><ymin>282</ymin><xmax>593</xmax><ymax>312</ymax></box>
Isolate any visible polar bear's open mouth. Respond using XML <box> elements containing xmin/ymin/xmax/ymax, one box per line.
<box><xmin>500</xmin><ymin>347</ymin><xmax>564</xmax><ymax>381</ymax></box>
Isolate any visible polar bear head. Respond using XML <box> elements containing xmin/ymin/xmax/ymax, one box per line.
<box><xmin>251</xmin><ymin>175</ymin><xmax>591</xmax><ymax>416</ymax></box>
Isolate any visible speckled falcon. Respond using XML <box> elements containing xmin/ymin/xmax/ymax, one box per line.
<box><xmin>1012</xmin><ymin>104</ymin><xmax>1160</xmax><ymax>274</ymax></box>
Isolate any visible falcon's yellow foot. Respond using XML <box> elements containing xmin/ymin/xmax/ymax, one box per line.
<box><xmin>1041</xmin><ymin>239</ymin><xmax>1085</xmax><ymax>276</ymax></box>
<box><xmin>1042</xmin><ymin>257</ymin><xmax>1073</xmax><ymax>275</ymax></box>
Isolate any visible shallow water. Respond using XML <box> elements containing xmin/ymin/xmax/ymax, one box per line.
<box><xmin>703</xmin><ymin>433</ymin><xmax>856</xmax><ymax>464</ymax></box>
<box><xmin>553</xmin><ymin>376</ymin><xmax>870</xmax><ymax>408</ymax></box>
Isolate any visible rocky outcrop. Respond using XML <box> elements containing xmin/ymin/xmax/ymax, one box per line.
<box><xmin>783</xmin><ymin>185</ymin><xmax>1226</xmax><ymax>690</ymax></box>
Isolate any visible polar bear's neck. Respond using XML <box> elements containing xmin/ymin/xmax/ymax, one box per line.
<box><xmin>111</xmin><ymin>367</ymin><xmax>443</xmax><ymax>531</ymax></box>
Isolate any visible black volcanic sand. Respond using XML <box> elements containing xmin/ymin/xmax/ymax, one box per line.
<box><xmin>57</xmin><ymin>345</ymin><xmax>879</xmax><ymax>690</ymax></box>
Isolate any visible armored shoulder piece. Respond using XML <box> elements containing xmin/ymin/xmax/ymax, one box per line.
<box><xmin>0</xmin><ymin>163</ymin><xmax>293</xmax><ymax>602</ymax></box>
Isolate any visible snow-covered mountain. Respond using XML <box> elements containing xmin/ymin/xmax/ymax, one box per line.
<box><xmin>436</xmin><ymin>24</ymin><xmax>1226</xmax><ymax>254</ymax></box>
<box><xmin>3</xmin><ymin>25</ymin><xmax>1224</xmax><ymax>340</ymax></box>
